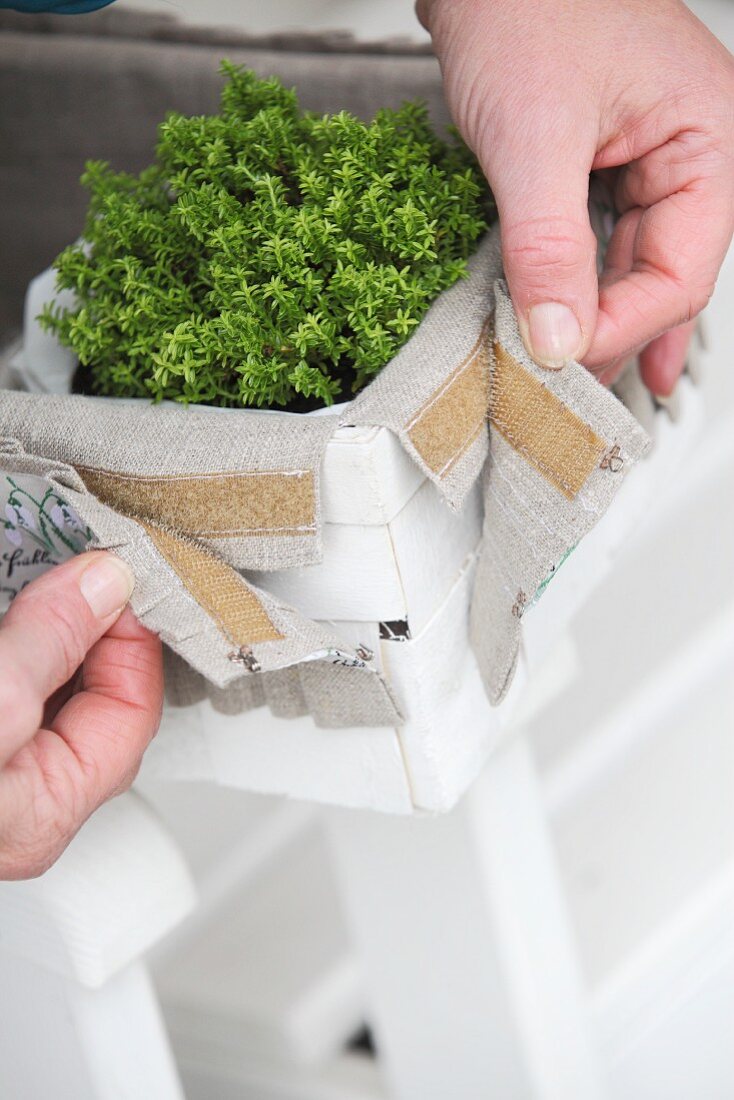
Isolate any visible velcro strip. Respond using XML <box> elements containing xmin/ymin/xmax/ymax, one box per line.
<box><xmin>142</xmin><ymin>522</ymin><xmax>282</xmax><ymax>646</ymax></box>
<box><xmin>490</xmin><ymin>343</ymin><xmax>606</xmax><ymax>499</ymax></box>
<box><xmin>406</xmin><ymin>323</ymin><xmax>491</xmax><ymax>477</ymax></box>
<box><xmin>76</xmin><ymin>466</ymin><xmax>316</xmax><ymax>539</ymax></box>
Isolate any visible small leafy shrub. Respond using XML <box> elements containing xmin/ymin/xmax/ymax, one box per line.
<box><xmin>41</xmin><ymin>63</ymin><xmax>493</xmax><ymax>410</ymax></box>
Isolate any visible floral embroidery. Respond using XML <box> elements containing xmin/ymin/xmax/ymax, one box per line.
<box><xmin>2</xmin><ymin>476</ymin><xmax>91</xmax><ymax>557</ymax></box>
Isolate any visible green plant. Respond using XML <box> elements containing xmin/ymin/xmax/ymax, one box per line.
<box><xmin>41</xmin><ymin>63</ymin><xmax>493</xmax><ymax>410</ymax></box>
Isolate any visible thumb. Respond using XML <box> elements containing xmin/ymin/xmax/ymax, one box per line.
<box><xmin>488</xmin><ymin>136</ymin><xmax>599</xmax><ymax>368</ymax></box>
<box><xmin>0</xmin><ymin>551</ymin><xmax>135</xmax><ymax>765</ymax></box>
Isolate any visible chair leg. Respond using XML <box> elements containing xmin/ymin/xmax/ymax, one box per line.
<box><xmin>0</xmin><ymin>792</ymin><xmax>194</xmax><ymax>1099</ymax></box>
<box><xmin>0</xmin><ymin>951</ymin><xmax>184</xmax><ymax>1100</ymax></box>
<box><xmin>324</xmin><ymin>735</ymin><xmax>605</xmax><ymax>1100</ymax></box>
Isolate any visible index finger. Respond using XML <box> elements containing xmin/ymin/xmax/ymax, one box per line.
<box><xmin>585</xmin><ymin>175</ymin><xmax>733</xmax><ymax>369</ymax></box>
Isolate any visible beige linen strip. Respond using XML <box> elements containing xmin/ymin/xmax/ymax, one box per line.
<box><xmin>406</xmin><ymin>322</ymin><xmax>492</xmax><ymax>477</ymax></box>
<box><xmin>141</xmin><ymin>522</ymin><xmax>283</xmax><ymax>646</ymax></box>
<box><xmin>76</xmin><ymin>465</ymin><xmax>316</xmax><ymax>538</ymax></box>
<box><xmin>490</xmin><ymin>343</ymin><xmax>607</xmax><ymax>500</ymax></box>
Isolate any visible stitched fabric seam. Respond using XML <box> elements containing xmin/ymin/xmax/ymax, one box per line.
<box><xmin>193</xmin><ymin>525</ymin><xmax>317</xmax><ymax>537</ymax></box>
<box><xmin>74</xmin><ymin>464</ymin><xmax>311</xmax><ymax>482</ymax></box>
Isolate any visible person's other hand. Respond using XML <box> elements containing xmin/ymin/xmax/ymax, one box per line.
<box><xmin>0</xmin><ymin>552</ymin><xmax>163</xmax><ymax>879</ymax></box>
<box><xmin>418</xmin><ymin>0</ymin><xmax>734</xmax><ymax>393</ymax></box>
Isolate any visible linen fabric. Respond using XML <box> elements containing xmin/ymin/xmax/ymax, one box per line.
<box><xmin>0</xmin><ymin>391</ymin><xmax>338</xmax><ymax>571</ymax></box>
<box><xmin>470</xmin><ymin>283</ymin><xmax>651</xmax><ymax>702</ymax></box>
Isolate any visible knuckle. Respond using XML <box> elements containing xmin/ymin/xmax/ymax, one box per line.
<box><xmin>502</xmin><ymin>216</ymin><xmax>594</xmax><ymax>283</ymax></box>
<box><xmin>665</xmin><ymin>280</ymin><xmax>715</xmax><ymax>327</ymax></box>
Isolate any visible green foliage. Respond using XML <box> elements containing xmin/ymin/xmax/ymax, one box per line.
<box><xmin>41</xmin><ymin>63</ymin><xmax>494</xmax><ymax>410</ymax></box>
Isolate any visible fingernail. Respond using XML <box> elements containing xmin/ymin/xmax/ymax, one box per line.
<box><xmin>527</xmin><ymin>302</ymin><xmax>582</xmax><ymax>367</ymax></box>
<box><xmin>79</xmin><ymin>554</ymin><xmax>135</xmax><ymax>619</ymax></box>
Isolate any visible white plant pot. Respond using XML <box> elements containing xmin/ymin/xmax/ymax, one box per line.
<box><xmin>2</xmin><ymin>266</ymin><xmax>705</xmax><ymax>813</ymax></box>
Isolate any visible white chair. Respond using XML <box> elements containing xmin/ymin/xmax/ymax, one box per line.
<box><xmin>1</xmin><ymin>349</ymin><xmax>725</xmax><ymax>1099</ymax></box>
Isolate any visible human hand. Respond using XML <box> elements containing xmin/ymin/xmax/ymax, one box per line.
<box><xmin>0</xmin><ymin>552</ymin><xmax>163</xmax><ymax>879</ymax></box>
<box><xmin>418</xmin><ymin>0</ymin><xmax>734</xmax><ymax>393</ymax></box>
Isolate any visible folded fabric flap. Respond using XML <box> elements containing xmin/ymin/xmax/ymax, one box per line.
<box><xmin>111</xmin><ymin>519</ymin><xmax>392</xmax><ymax>693</ymax></box>
<box><xmin>262</xmin><ymin>664</ymin><xmax>305</xmax><ymax>719</ymax></box>
<box><xmin>297</xmin><ymin>661</ymin><xmax>402</xmax><ymax>728</ymax></box>
<box><xmin>470</xmin><ymin>282</ymin><xmax>652</xmax><ymax>704</ymax></box>
<box><xmin>0</xmin><ymin>390</ymin><xmax>338</xmax><ymax>572</ymax></box>
<box><xmin>0</xmin><ymin>441</ymin><xmax>89</xmax><ymax>493</ymax></box>
<box><xmin>348</xmin><ymin>226</ymin><xmax>503</xmax><ymax>509</ymax></box>
<box><xmin>0</xmin><ymin>443</ymin><xmax>400</xmax><ymax>721</ymax></box>
<box><xmin>162</xmin><ymin>646</ymin><xmax>211</xmax><ymax>708</ymax></box>
<box><xmin>164</xmin><ymin>645</ymin><xmax>402</xmax><ymax>727</ymax></box>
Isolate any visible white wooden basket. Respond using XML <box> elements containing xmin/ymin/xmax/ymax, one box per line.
<box><xmin>1</xmin><ymin>267</ymin><xmax>705</xmax><ymax>813</ymax></box>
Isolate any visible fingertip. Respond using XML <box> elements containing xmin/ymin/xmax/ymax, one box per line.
<box><xmin>499</xmin><ymin>207</ymin><xmax>599</xmax><ymax>369</ymax></box>
<box><xmin>639</xmin><ymin>358</ymin><xmax>679</xmax><ymax>398</ymax></box>
<box><xmin>639</xmin><ymin>324</ymin><xmax>693</xmax><ymax>396</ymax></box>
<box><xmin>78</xmin><ymin>553</ymin><xmax>135</xmax><ymax>622</ymax></box>
<box><xmin>523</xmin><ymin>301</ymin><xmax>586</xmax><ymax>368</ymax></box>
